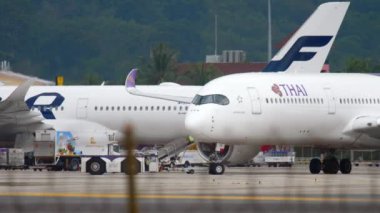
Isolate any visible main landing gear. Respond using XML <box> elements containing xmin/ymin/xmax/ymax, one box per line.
<box><xmin>309</xmin><ymin>154</ymin><xmax>352</xmax><ymax>174</ymax></box>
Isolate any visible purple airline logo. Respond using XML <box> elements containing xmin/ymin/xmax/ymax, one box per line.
<box><xmin>126</xmin><ymin>68</ymin><xmax>137</xmax><ymax>88</ymax></box>
<box><xmin>271</xmin><ymin>84</ymin><xmax>308</xmax><ymax>97</ymax></box>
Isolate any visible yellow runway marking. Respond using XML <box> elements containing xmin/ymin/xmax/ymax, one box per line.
<box><xmin>0</xmin><ymin>192</ymin><xmax>379</xmax><ymax>203</ymax></box>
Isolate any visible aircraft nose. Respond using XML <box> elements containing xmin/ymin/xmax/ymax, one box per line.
<box><xmin>185</xmin><ymin>112</ymin><xmax>209</xmax><ymax>139</ymax></box>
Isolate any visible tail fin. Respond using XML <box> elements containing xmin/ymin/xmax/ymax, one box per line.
<box><xmin>263</xmin><ymin>2</ymin><xmax>350</xmax><ymax>74</ymax></box>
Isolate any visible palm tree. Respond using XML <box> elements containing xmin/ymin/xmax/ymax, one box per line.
<box><xmin>140</xmin><ymin>43</ymin><xmax>178</xmax><ymax>84</ymax></box>
<box><xmin>178</xmin><ymin>63</ymin><xmax>222</xmax><ymax>85</ymax></box>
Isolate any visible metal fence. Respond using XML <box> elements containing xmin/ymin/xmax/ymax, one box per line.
<box><xmin>0</xmin><ymin>129</ymin><xmax>380</xmax><ymax>213</ymax></box>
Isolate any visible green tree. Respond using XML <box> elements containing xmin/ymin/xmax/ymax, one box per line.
<box><xmin>139</xmin><ymin>43</ymin><xmax>178</xmax><ymax>84</ymax></box>
<box><xmin>2</xmin><ymin>1</ymin><xmax>380</xmax><ymax>82</ymax></box>
<box><xmin>82</xmin><ymin>72</ymin><xmax>102</xmax><ymax>85</ymax></box>
<box><xmin>345</xmin><ymin>58</ymin><xmax>372</xmax><ymax>73</ymax></box>
<box><xmin>178</xmin><ymin>63</ymin><xmax>222</xmax><ymax>85</ymax></box>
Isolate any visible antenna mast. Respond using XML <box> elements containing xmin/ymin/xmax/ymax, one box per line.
<box><xmin>267</xmin><ymin>0</ymin><xmax>272</xmax><ymax>61</ymax></box>
<box><xmin>214</xmin><ymin>14</ymin><xmax>218</xmax><ymax>55</ymax></box>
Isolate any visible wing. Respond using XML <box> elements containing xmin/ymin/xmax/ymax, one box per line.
<box><xmin>125</xmin><ymin>68</ymin><xmax>194</xmax><ymax>103</ymax></box>
<box><xmin>347</xmin><ymin>116</ymin><xmax>380</xmax><ymax>139</ymax></box>
<box><xmin>0</xmin><ymin>80</ymin><xmax>51</xmax><ymax>134</ymax></box>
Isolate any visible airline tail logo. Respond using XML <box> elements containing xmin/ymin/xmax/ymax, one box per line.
<box><xmin>26</xmin><ymin>92</ymin><xmax>65</xmax><ymax>119</ymax></box>
<box><xmin>263</xmin><ymin>35</ymin><xmax>333</xmax><ymax>72</ymax></box>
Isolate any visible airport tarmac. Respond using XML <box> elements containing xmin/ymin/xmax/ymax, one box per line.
<box><xmin>0</xmin><ymin>165</ymin><xmax>379</xmax><ymax>212</ymax></box>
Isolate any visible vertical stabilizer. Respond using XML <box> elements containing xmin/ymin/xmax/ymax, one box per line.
<box><xmin>263</xmin><ymin>2</ymin><xmax>350</xmax><ymax>74</ymax></box>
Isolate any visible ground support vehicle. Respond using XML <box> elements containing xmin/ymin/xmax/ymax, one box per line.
<box><xmin>0</xmin><ymin>148</ymin><xmax>28</xmax><ymax>170</ymax></box>
<box><xmin>33</xmin><ymin>130</ymin><xmax>145</xmax><ymax>175</ymax></box>
<box><xmin>81</xmin><ymin>155</ymin><xmax>145</xmax><ymax>175</ymax></box>
<box><xmin>265</xmin><ymin>151</ymin><xmax>296</xmax><ymax>167</ymax></box>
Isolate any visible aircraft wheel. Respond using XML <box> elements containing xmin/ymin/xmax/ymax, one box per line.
<box><xmin>340</xmin><ymin>158</ymin><xmax>352</xmax><ymax>174</ymax></box>
<box><xmin>322</xmin><ymin>156</ymin><xmax>339</xmax><ymax>174</ymax></box>
<box><xmin>309</xmin><ymin>158</ymin><xmax>321</xmax><ymax>174</ymax></box>
<box><xmin>209</xmin><ymin>163</ymin><xmax>225</xmax><ymax>175</ymax></box>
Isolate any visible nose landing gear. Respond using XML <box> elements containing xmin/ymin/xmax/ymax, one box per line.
<box><xmin>209</xmin><ymin>163</ymin><xmax>225</xmax><ymax>175</ymax></box>
<box><xmin>207</xmin><ymin>152</ymin><xmax>225</xmax><ymax>175</ymax></box>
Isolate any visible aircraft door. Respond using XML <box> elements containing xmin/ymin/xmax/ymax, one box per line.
<box><xmin>76</xmin><ymin>98</ymin><xmax>88</xmax><ymax>119</ymax></box>
<box><xmin>247</xmin><ymin>87</ymin><xmax>262</xmax><ymax>114</ymax></box>
<box><xmin>324</xmin><ymin>87</ymin><xmax>336</xmax><ymax>114</ymax></box>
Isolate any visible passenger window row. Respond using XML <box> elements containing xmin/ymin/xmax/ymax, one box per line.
<box><xmin>94</xmin><ymin>105</ymin><xmax>189</xmax><ymax>112</ymax></box>
<box><xmin>265</xmin><ymin>97</ymin><xmax>324</xmax><ymax>105</ymax></box>
<box><xmin>339</xmin><ymin>98</ymin><xmax>380</xmax><ymax>105</ymax></box>
<box><xmin>31</xmin><ymin>106</ymin><xmax>64</xmax><ymax>111</ymax></box>
<box><xmin>265</xmin><ymin>97</ymin><xmax>380</xmax><ymax>105</ymax></box>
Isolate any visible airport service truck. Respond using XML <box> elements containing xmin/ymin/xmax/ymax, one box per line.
<box><xmin>32</xmin><ymin>130</ymin><xmax>144</xmax><ymax>175</ymax></box>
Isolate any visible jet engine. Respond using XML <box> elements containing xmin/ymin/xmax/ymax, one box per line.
<box><xmin>197</xmin><ymin>142</ymin><xmax>260</xmax><ymax>164</ymax></box>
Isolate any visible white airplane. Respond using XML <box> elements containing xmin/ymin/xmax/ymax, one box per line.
<box><xmin>128</xmin><ymin>2</ymin><xmax>352</xmax><ymax>175</ymax></box>
<box><xmin>0</xmin><ymin>78</ymin><xmax>201</xmax><ymax>170</ymax></box>
<box><xmin>185</xmin><ymin>2</ymin><xmax>380</xmax><ymax>175</ymax></box>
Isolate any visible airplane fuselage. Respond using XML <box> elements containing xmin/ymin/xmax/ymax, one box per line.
<box><xmin>186</xmin><ymin>73</ymin><xmax>380</xmax><ymax>149</ymax></box>
<box><xmin>0</xmin><ymin>85</ymin><xmax>201</xmax><ymax>144</ymax></box>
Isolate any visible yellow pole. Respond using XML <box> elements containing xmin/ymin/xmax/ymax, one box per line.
<box><xmin>56</xmin><ymin>75</ymin><xmax>64</xmax><ymax>86</ymax></box>
<box><xmin>124</xmin><ymin>125</ymin><xmax>138</xmax><ymax>213</ymax></box>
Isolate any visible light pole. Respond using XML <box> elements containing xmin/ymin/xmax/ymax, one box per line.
<box><xmin>214</xmin><ymin>14</ymin><xmax>218</xmax><ymax>56</ymax></box>
<box><xmin>267</xmin><ymin>0</ymin><xmax>272</xmax><ymax>62</ymax></box>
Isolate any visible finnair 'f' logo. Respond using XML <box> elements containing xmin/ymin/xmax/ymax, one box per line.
<box><xmin>263</xmin><ymin>36</ymin><xmax>333</xmax><ymax>72</ymax></box>
<box><xmin>26</xmin><ymin>93</ymin><xmax>65</xmax><ymax>119</ymax></box>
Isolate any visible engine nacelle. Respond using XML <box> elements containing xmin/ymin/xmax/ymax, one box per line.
<box><xmin>197</xmin><ymin>142</ymin><xmax>260</xmax><ymax>164</ymax></box>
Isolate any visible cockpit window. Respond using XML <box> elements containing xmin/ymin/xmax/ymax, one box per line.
<box><xmin>214</xmin><ymin>94</ymin><xmax>230</xmax><ymax>105</ymax></box>
<box><xmin>192</xmin><ymin>94</ymin><xmax>230</xmax><ymax>105</ymax></box>
<box><xmin>200</xmin><ymin>95</ymin><xmax>214</xmax><ymax>105</ymax></box>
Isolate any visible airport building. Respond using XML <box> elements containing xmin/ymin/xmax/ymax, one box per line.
<box><xmin>0</xmin><ymin>60</ymin><xmax>54</xmax><ymax>86</ymax></box>
<box><xmin>178</xmin><ymin>49</ymin><xmax>330</xmax><ymax>80</ymax></box>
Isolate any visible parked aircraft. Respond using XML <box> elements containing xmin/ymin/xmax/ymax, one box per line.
<box><xmin>186</xmin><ymin>2</ymin><xmax>375</xmax><ymax>175</ymax></box>
<box><xmin>0</xmin><ymin>2</ymin><xmax>348</xmax><ymax>174</ymax></box>
<box><xmin>0</xmin><ymin>79</ymin><xmax>201</xmax><ymax>169</ymax></box>
<box><xmin>128</xmin><ymin>2</ymin><xmax>351</xmax><ymax>175</ymax></box>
